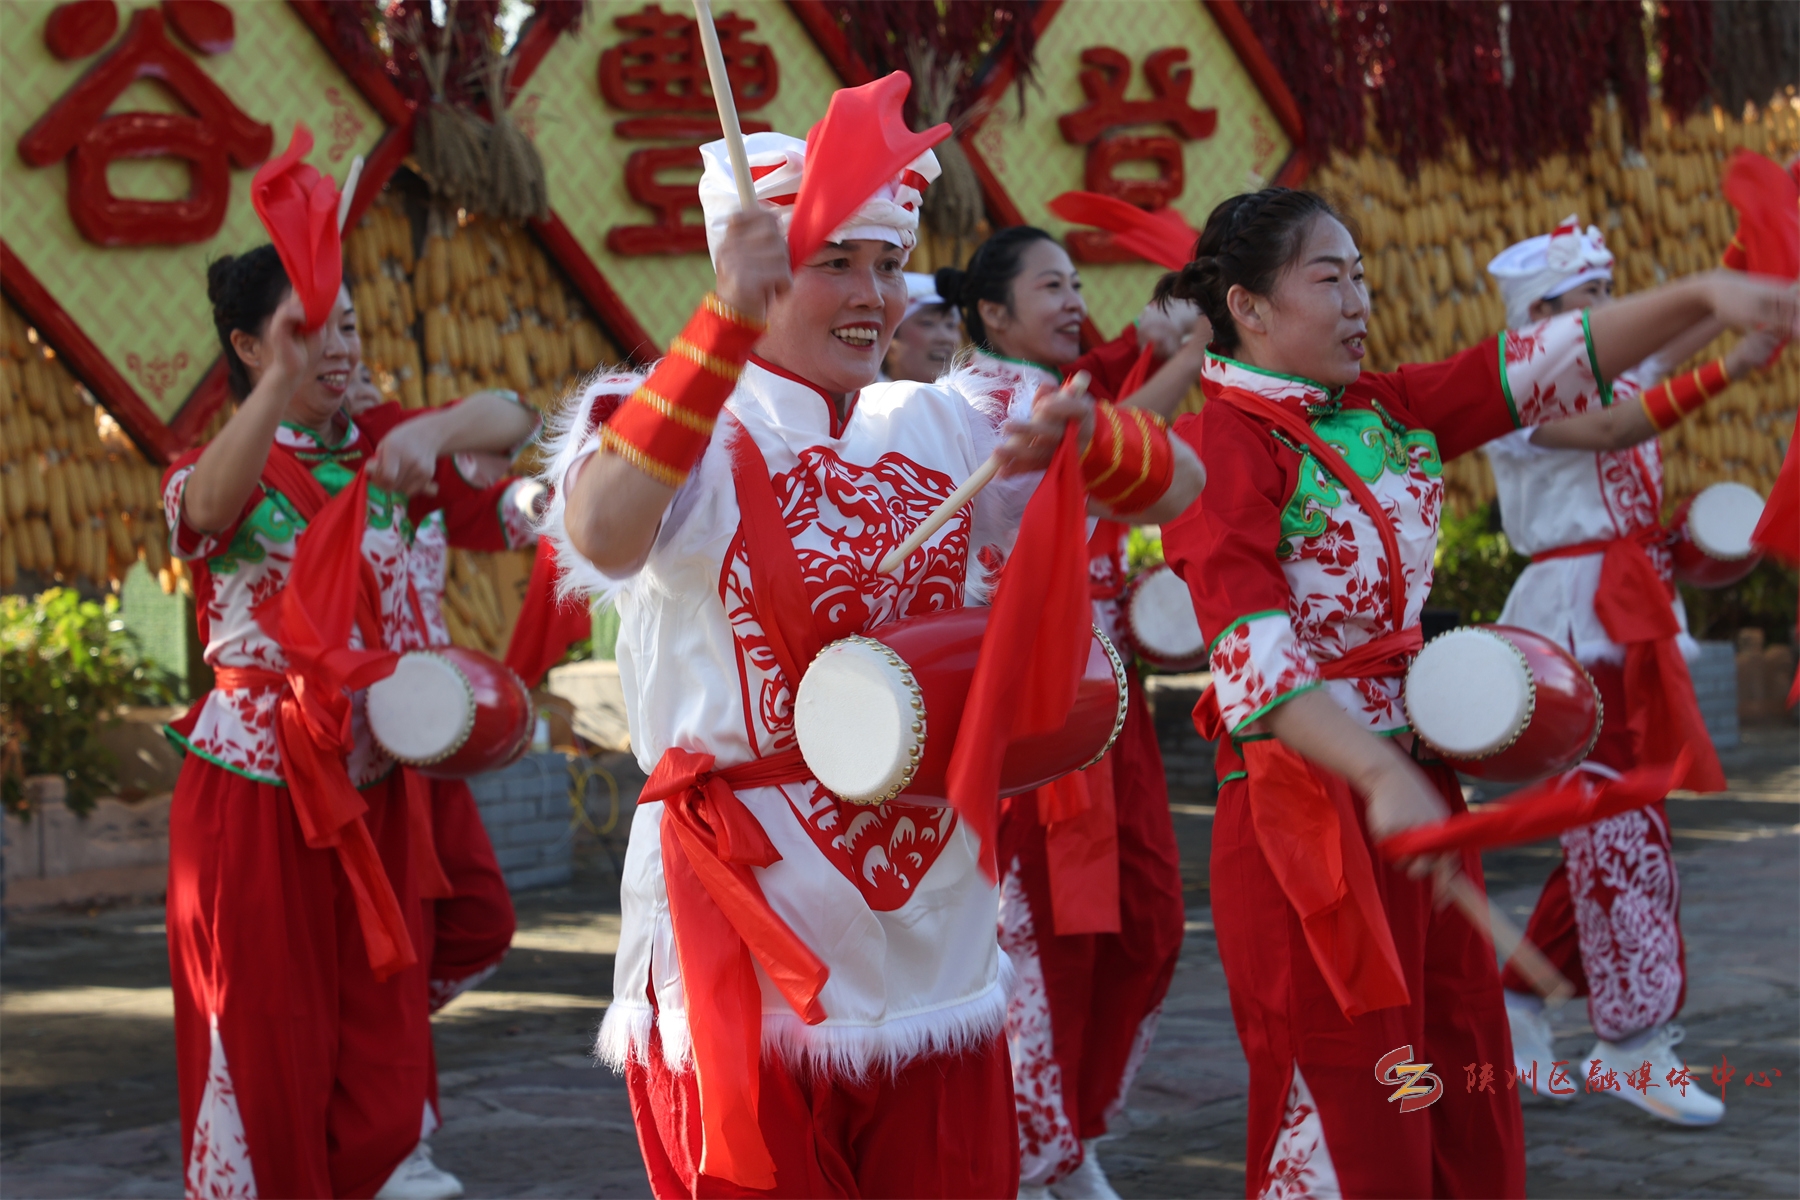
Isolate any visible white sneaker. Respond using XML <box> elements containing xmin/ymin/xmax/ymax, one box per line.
<box><xmin>1583</xmin><ymin>1023</ymin><xmax>1725</xmax><ymax>1126</ymax></box>
<box><xmin>1050</xmin><ymin>1139</ymin><xmax>1122</xmax><ymax>1200</ymax></box>
<box><xmin>1504</xmin><ymin>990</ymin><xmax>1570</xmax><ymax>1104</ymax></box>
<box><xmin>376</xmin><ymin>1142</ymin><xmax>465</xmax><ymax>1200</ymax></box>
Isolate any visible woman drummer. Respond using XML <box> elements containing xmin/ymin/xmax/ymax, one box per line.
<box><xmin>546</xmin><ymin>90</ymin><xmax>1201</xmax><ymax>1195</ymax></box>
<box><xmin>1156</xmin><ymin>186</ymin><xmax>1798</xmax><ymax>1197</ymax></box>
<box><xmin>938</xmin><ymin>230</ymin><xmax>1207</xmax><ymax>1197</ymax></box>
<box><xmin>165</xmin><ymin>247</ymin><xmax>538</xmax><ymax>1199</ymax></box>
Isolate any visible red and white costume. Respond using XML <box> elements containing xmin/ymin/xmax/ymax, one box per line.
<box><xmin>1160</xmin><ymin>316</ymin><xmax>1626</xmax><ymax>1197</ymax></box>
<box><xmin>1484</xmin><ymin>222</ymin><xmax>1715</xmax><ymax>1045</ymax></box>
<box><xmin>162</xmin><ymin>415</ymin><xmax>436</xmax><ymax>1199</ymax></box>
<box><xmin>967</xmin><ymin>349</ymin><xmax>1185</xmax><ymax>1189</ymax></box>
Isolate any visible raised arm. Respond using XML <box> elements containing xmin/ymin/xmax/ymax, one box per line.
<box><xmin>564</xmin><ymin>211</ymin><xmax>790</xmax><ymax>574</ymax></box>
<box><xmin>182</xmin><ymin>293</ymin><xmax>319</xmax><ymax>533</ymax></box>
<box><xmin>367</xmin><ymin>391</ymin><xmax>543</xmax><ymax>497</ymax></box>
<box><xmin>1585</xmin><ymin>270</ymin><xmax>1798</xmax><ymax>382</ymax></box>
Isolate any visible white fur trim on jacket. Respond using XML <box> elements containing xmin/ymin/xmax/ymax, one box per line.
<box><xmin>536</xmin><ymin>367</ymin><xmax>649</xmax><ymax>606</ymax></box>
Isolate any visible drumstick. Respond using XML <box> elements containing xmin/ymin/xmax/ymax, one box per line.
<box><xmin>1437</xmin><ymin>866</ymin><xmax>1576</xmax><ymax>1008</ymax></box>
<box><xmin>878</xmin><ymin>371</ymin><xmax>1092</xmax><ymax>575</ymax></box>
<box><xmin>692</xmin><ymin>0</ymin><xmax>757</xmax><ymax>213</ymax></box>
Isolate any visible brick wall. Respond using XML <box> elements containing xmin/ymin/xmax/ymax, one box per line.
<box><xmin>466</xmin><ymin>752</ymin><xmax>573</xmax><ymax>891</ymax></box>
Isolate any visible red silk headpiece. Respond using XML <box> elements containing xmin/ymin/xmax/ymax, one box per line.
<box><xmin>786</xmin><ymin>73</ymin><xmax>951</xmax><ymax>268</ymax></box>
<box><xmin>251</xmin><ymin>123</ymin><xmax>344</xmax><ymax>331</ymax></box>
<box><xmin>1047</xmin><ymin>191</ymin><xmax>1200</xmax><ymax>272</ymax></box>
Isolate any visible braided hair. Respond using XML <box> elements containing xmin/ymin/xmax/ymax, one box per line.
<box><xmin>1154</xmin><ymin>189</ymin><xmax>1350</xmax><ymax>356</ymax></box>
<box><xmin>934</xmin><ymin>225</ymin><xmax>1059</xmax><ymax>352</ymax></box>
<box><xmin>206</xmin><ymin>246</ymin><xmax>291</xmax><ymax>399</ymax></box>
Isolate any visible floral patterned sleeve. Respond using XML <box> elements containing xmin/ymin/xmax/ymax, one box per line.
<box><xmin>1161</xmin><ymin>404</ymin><xmax>1322</xmax><ymax>734</ymax></box>
<box><xmin>1497</xmin><ymin>308</ymin><xmax>1611</xmax><ymax>426</ymax></box>
<box><xmin>161</xmin><ymin>456</ymin><xmax>258</xmax><ymax>562</ymax></box>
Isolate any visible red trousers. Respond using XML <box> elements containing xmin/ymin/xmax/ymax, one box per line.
<box><xmin>997</xmin><ymin>676</ymin><xmax>1186</xmax><ymax>1185</ymax></box>
<box><xmin>423</xmin><ymin>777</ymin><xmax>516</xmax><ymax>1013</ymax></box>
<box><xmin>1499</xmin><ymin>661</ymin><xmax>1688</xmax><ymax>1040</ymax></box>
<box><xmin>1212</xmin><ymin>756</ymin><xmax>1525</xmax><ymax>1200</ymax></box>
<box><xmin>624</xmin><ymin>1021</ymin><xmax>1020</xmax><ymax>1199</ymax></box>
<box><xmin>167</xmin><ymin>757</ymin><xmax>432</xmax><ymax>1199</ymax></box>
<box><xmin>421</xmin><ymin>777</ymin><xmax>516</xmax><ymax>1123</ymax></box>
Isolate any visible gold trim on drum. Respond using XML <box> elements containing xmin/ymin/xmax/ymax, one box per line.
<box><xmin>380</xmin><ymin>651</ymin><xmax>477</xmax><ymax>767</ymax></box>
<box><xmin>828</xmin><ymin>634</ymin><xmax>927</xmax><ymax>807</ymax></box>
<box><xmin>1572</xmin><ymin>660</ymin><xmax>1604</xmax><ymax>767</ymax></box>
<box><xmin>1081</xmin><ymin>627</ymin><xmax>1132</xmax><ymax>769</ymax></box>
<box><xmin>1403</xmin><ymin>626</ymin><xmax>1537</xmax><ymax>761</ymax></box>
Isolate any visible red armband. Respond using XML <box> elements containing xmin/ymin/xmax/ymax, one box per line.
<box><xmin>1081</xmin><ymin>402</ymin><xmax>1174</xmax><ymax>513</ymax></box>
<box><xmin>1641</xmin><ymin>358</ymin><xmax>1730</xmax><ymax>433</ymax></box>
<box><xmin>602</xmin><ymin>293</ymin><xmax>763</xmax><ymax>486</ymax></box>
<box><xmin>1721</xmin><ymin>234</ymin><xmax>1749</xmax><ymax>271</ymax></box>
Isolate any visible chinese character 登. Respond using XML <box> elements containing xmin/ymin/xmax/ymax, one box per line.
<box><xmin>1056</xmin><ymin>46</ymin><xmax>1216</xmax><ymax>262</ymax></box>
<box><xmin>18</xmin><ymin>4</ymin><xmax>272</xmax><ymax>246</ymax></box>
<box><xmin>598</xmin><ymin>3</ymin><xmax>778</xmax><ymax>255</ymax></box>
<box><xmin>1625</xmin><ymin>1060</ymin><xmax>1661</xmax><ymax>1095</ymax></box>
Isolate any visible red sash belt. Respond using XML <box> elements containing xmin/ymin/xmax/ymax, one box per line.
<box><xmin>641</xmin><ymin>745</ymin><xmax>829</xmax><ymax>1191</ymax></box>
<box><xmin>210</xmin><ymin>667</ymin><xmax>420</xmax><ymax>980</ymax></box>
<box><xmin>1528</xmin><ymin>528</ymin><xmax>1725</xmax><ymax>791</ymax></box>
<box><xmin>1316</xmin><ymin>624</ymin><xmax>1424</xmax><ymax>681</ymax></box>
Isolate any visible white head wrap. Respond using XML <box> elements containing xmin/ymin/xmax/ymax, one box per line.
<box><xmin>698</xmin><ymin>131</ymin><xmax>939</xmax><ymax>267</ymax></box>
<box><xmin>901</xmin><ymin>272</ymin><xmax>945</xmax><ymax>324</ymax></box>
<box><xmin>1487</xmin><ymin>215</ymin><xmax>1615</xmax><ymax>330</ymax></box>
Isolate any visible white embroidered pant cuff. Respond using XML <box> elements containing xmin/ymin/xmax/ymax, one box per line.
<box><xmin>1503</xmin><ymin>988</ymin><xmax>1570</xmax><ymax>1104</ymax></box>
<box><xmin>374</xmin><ymin>1142</ymin><xmax>465</xmax><ymax>1200</ymax></box>
<box><xmin>1049</xmin><ymin>1139</ymin><xmax>1123</xmax><ymax>1200</ymax></box>
<box><xmin>1584</xmin><ymin>1023</ymin><xmax>1724</xmax><ymax>1126</ymax></box>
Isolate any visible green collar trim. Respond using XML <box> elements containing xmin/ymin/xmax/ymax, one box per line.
<box><xmin>1205</xmin><ymin>351</ymin><xmax>1345</xmax><ymax>405</ymax></box>
<box><xmin>980</xmin><ymin>349</ymin><xmax>1061</xmax><ymax>378</ymax></box>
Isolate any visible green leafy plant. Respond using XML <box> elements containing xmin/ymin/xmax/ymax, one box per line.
<box><xmin>1126</xmin><ymin>526</ymin><xmax>1165</xmax><ymax>574</ymax></box>
<box><xmin>2</xmin><ymin>589</ymin><xmax>177</xmax><ymax>816</ymax></box>
<box><xmin>1427</xmin><ymin>503</ymin><xmax>1528</xmax><ymax>624</ymax></box>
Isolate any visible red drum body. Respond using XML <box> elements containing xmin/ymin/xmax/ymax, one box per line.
<box><xmin>1125</xmin><ymin>564</ymin><xmax>1209</xmax><ymax>672</ymax></box>
<box><xmin>367</xmin><ymin>646</ymin><xmax>534</xmax><ymax>779</ymax></box>
<box><xmin>1404</xmin><ymin>624</ymin><xmax>1601</xmax><ymax>783</ymax></box>
<box><xmin>1671</xmin><ymin>481</ymin><xmax>1765</xmax><ymax>589</ymax></box>
<box><xmin>793</xmin><ymin>607</ymin><xmax>1129</xmax><ymax>807</ymax></box>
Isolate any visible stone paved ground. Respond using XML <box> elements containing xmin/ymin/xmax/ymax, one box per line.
<box><xmin>3</xmin><ymin>733</ymin><xmax>1794</xmax><ymax>1198</ymax></box>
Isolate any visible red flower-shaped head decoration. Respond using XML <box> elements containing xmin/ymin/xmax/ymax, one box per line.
<box><xmin>786</xmin><ymin>73</ymin><xmax>951</xmax><ymax>268</ymax></box>
<box><xmin>251</xmin><ymin>123</ymin><xmax>343</xmax><ymax>331</ymax></box>
<box><xmin>1047</xmin><ymin>190</ymin><xmax>1200</xmax><ymax>272</ymax></box>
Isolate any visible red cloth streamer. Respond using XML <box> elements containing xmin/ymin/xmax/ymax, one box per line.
<box><xmin>1378</xmin><ymin>752</ymin><xmax>1688</xmax><ymax>860</ymax></box>
<box><xmin>1589</xmin><ymin>539</ymin><xmax>1728</xmax><ymax>793</ymax></box>
<box><xmin>786</xmin><ymin>74</ymin><xmax>950</xmax><ymax>268</ymax></box>
<box><xmin>1722</xmin><ymin>151</ymin><xmax>1800</xmax><ymax>280</ymax></box>
<box><xmin>504</xmin><ymin>539</ymin><xmax>595</xmax><ymax>690</ymax></box>
<box><xmin>947</xmin><ymin>425</ymin><xmax>1092</xmax><ymax>880</ymax></box>
<box><xmin>250</xmin><ymin>122</ymin><xmax>343</xmax><ymax>330</ymax></box>
<box><xmin>251</xmin><ymin>471</ymin><xmax>415</xmax><ymax>980</ymax></box>
<box><xmin>1240</xmin><ymin>739</ymin><xmax>1410</xmax><ymax>1019</ymax></box>
<box><xmin>643</xmin><ymin>746</ymin><xmax>828</xmax><ymax>1191</ymax></box>
<box><xmin>1047</xmin><ymin>191</ymin><xmax>1199</xmax><ymax>271</ymax></box>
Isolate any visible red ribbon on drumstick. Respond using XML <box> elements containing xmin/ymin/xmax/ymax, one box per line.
<box><xmin>1046</xmin><ymin>190</ymin><xmax>1199</xmax><ymax>272</ymax></box>
<box><xmin>251</xmin><ymin>122</ymin><xmax>343</xmax><ymax>331</ymax></box>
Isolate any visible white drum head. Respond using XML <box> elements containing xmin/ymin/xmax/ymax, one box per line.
<box><xmin>367</xmin><ymin>652</ymin><xmax>475</xmax><ymax>764</ymax></box>
<box><xmin>794</xmin><ymin>637</ymin><xmax>924</xmax><ymax>806</ymax></box>
<box><xmin>1405</xmin><ymin>628</ymin><xmax>1532</xmax><ymax>759</ymax></box>
<box><xmin>1688</xmin><ymin>482</ymin><xmax>1764</xmax><ymax>561</ymax></box>
<box><xmin>1129</xmin><ymin>567</ymin><xmax>1206</xmax><ymax>661</ymax></box>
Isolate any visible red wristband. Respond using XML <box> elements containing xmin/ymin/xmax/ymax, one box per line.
<box><xmin>1081</xmin><ymin>402</ymin><xmax>1174</xmax><ymax>513</ymax></box>
<box><xmin>1641</xmin><ymin>358</ymin><xmax>1730</xmax><ymax>433</ymax></box>
<box><xmin>605</xmin><ymin>294</ymin><xmax>762</xmax><ymax>485</ymax></box>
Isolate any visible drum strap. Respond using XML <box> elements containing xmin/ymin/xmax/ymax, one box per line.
<box><xmin>1217</xmin><ymin>388</ymin><xmax>1407</xmax><ymax>633</ymax></box>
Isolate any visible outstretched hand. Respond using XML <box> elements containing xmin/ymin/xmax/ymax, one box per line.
<box><xmin>1706</xmin><ymin>271</ymin><xmax>1800</xmax><ymax>340</ymax></box>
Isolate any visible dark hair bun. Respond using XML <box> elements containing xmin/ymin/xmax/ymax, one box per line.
<box><xmin>934</xmin><ymin>266</ymin><xmax>967</xmax><ymax>307</ymax></box>
<box><xmin>206</xmin><ymin>244</ymin><xmax>291</xmax><ymax>400</ymax></box>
